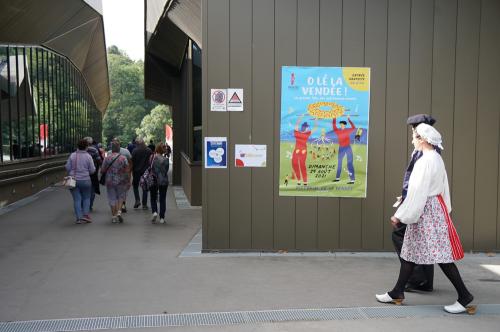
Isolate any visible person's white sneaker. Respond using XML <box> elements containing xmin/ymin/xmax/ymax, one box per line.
<box><xmin>111</xmin><ymin>216</ymin><xmax>118</xmax><ymax>223</ymax></box>
<box><xmin>375</xmin><ymin>293</ymin><xmax>403</xmax><ymax>305</ymax></box>
<box><xmin>151</xmin><ymin>212</ymin><xmax>158</xmax><ymax>223</ymax></box>
<box><xmin>444</xmin><ymin>301</ymin><xmax>476</xmax><ymax>314</ymax></box>
<box><xmin>159</xmin><ymin>218</ymin><xmax>165</xmax><ymax>224</ymax></box>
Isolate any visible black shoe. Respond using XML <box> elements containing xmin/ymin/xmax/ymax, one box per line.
<box><xmin>333</xmin><ymin>178</ymin><xmax>340</xmax><ymax>182</ymax></box>
<box><xmin>405</xmin><ymin>282</ymin><xmax>433</xmax><ymax>293</ymax></box>
<box><xmin>347</xmin><ymin>180</ymin><xmax>355</xmax><ymax>184</ymax></box>
<box><xmin>121</xmin><ymin>206</ymin><xmax>127</xmax><ymax>213</ymax></box>
<box><xmin>133</xmin><ymin>202</ymin><xmax>140</xmax><ymax>209</ymax></box>
<box><xmin>142</xmin><ymin>205</ymin><xmax>148</xmax><ymax>210</ymax></box>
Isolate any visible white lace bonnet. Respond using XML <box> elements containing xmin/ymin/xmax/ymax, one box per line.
<box><xmin>415</xmin><ymin>123</ymin><xmax>444</xmax><ymax>150</ymax></box>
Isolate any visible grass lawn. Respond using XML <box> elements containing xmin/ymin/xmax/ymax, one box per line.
<box><xmin>279</xmin><ymin>142</ymin><xmax>368</xmax><ymax>198</ymax></box>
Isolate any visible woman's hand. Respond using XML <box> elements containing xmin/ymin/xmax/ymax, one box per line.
<box><xmin>390</xmin><ymin>216</ymin><xmax>400</xmax><ymax>228</ymax></box>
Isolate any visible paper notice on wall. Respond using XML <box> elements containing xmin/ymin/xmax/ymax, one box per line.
<box><xmin>227</xmin><ymin>89</ymin><xmax>244</xmax><ymax>111</ymax></box>
<box><xmin>205</xmin><ymin>137</ymin><xmax>227</xmax><ymax>168</ymax></box>
<box><xmin>235</xmin><ymin>144</ymin><xmax>266</xmax><ymax>167</ymax></box>
<box><xmin>210</xmin><ymin>89</ymin><xmax>227</xmax><ymax>111</ymax></box>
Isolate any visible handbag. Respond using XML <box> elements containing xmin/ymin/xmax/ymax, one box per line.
<box><xmin>139</xmin><ymin>155</ymin><xmax>157</xmax><ymax>191</ymax></box>
<box><xmin>63</xmin><ymin>153</ymin><xmax>78</xmax><ymax>189</ymax></box>
<box><xmin>99</xmin><ymin>154</ymin><xmax>121</xmax><ymax>185</ymax></box>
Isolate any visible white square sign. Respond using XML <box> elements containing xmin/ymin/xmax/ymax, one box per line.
<box><xmin>227</xmin><ymin>89</ymin><xmax>244</xmax><ymax>111</ymax></box>
<box><xmin>210</xmin><ymin>89</ymin><xmax>227</xmax><ymax>111</ymax></box>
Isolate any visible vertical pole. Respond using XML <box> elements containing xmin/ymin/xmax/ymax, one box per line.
<box><xmin>15</xmin><ymin>47</ymin><xmax>21</xmax><ymax>159</ymax></box>
<box><xmin>23</xmin><ymin>48</ymin><xmax>29</xmax><ymax>158</ymax></box>
<box><xmin>7</xmin><ymin>46</ymin><xmax>14</xmax><ymax>161</ymax></box>
<box><xmin>29</xmin><ymin>48</ymin><xmax>35</xmax><ymax>157</ymax></box>
<box><xmin>36</xmin><ymin>48</ymin><xmax>41</xmax><ymax>157</ymax></box>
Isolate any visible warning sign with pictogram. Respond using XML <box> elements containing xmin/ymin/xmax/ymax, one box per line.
<box><xmin>227</xmin><ymin>88</ymin><xmax>244</xmax><ymax>111</ymax></box>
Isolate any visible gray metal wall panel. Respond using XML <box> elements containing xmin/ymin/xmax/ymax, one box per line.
<box><xmin>206</xmin><ymin>0</ymin><xmax>230</xmax><ymax>249</ymax></box>
<box><xmin>295</xmin><ymin>0</ymin><xmax>320</xmax><ymax>250</ymax></box>
<box><xmin>202</xmin><ymin>0</ymin><xmax>500</xmax><ymax>251</ymax></box>
<box><xmin>317</xmin><ymin>0</ymin><xmax>342</xmax><ymax>250</ymax></box>
<box><xmin>339</xmin><ymin>0</ymin><xmax>365</xmax><ymax>249</ymax></box>
<box><xmin>202</xmin><ymin>0</ymin><xmax>208</xmax><ymax>249</ymax></box>
<box><xmin>474</xmin><ymin>0</ymin><xmax>500</xmax><ymax>250</ymax></box>
<box><xmin>409</xmin><ymin>0</ymin><xmax>434</xmax><ymax>119</ymax></box>
<box><xmin>251</xmin><ymin>0</ymin><xmax>275</xmax><ymax>249</ymax></box>
<box><xmin>451</xmin><ymin>0</ymin><xmax>480</xmax><ymax>249</ymax></box>
<box><xmin>229</xmin><ymin>0</ymin><xmax>252</xmax><ymax>249</ymax></box>
<box><xmin>274</xmin><ymin>0</ymin><xmax>297</xmax><ymax>249</ymax></box>
<box><xmin>383</xmin><ymin>0</ymin><xmax>411</xmax><ymax>250</ymax></box>
<box><xmin>362</xmin><ymin>0</ymin><xmax>388</xmax><ymax>249</ymax></box>
<box><xmin>431</xmin><ymin>0</ymin><xmax>457</xmax><ymax>175</ymax></box>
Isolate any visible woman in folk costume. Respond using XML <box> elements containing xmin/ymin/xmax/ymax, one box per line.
<box><xmin>376</xmin><ymin>123</ymin><xmax>475</xmax><ymax>314</ymax></box>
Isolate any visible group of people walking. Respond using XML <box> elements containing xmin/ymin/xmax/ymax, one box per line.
<box><xmin>65</xmin><ymin>137</ymin><xmax>171</xmax><ymax>225</ymax></box>
<box><xmin>376</xmin><ymin>114</ymin><xmax>475</xmax><ymax>315</ymax></box>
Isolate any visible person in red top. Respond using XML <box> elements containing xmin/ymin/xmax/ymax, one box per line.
<box><xmin>333</xmin><ymin>115</ymin><xmax>356</xmax><ymax>184</ymax></box>
<box><xmin>292</xmin><ymin>114</ymin><xmax>318</xmax><ymax>185</ymax></box>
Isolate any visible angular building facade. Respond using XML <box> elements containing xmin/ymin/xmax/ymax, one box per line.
<box><xmin>0</xmin><ymin>0</ymin><xmax>109</xmax><ymax>205</ymax></box>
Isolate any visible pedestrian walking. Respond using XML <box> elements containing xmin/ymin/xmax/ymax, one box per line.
<box><xmin>150</xmin><ymin>144</ymin><xmax>170</xmax><ymax>224</ymax></box>
<box><xmin>84</xmin><ymin>137</ymin><xmax>102</xmax><ymax>211</ymax></box>
<box><xmin>147</xmin><ymin>139</ymin><xmax>156</xmax><ymax>152</ymax></box>
<box><xmin>132</xmin><ymin>138</ymin><xmax>153</xmax><ymax>209</ymax></box>
<box><xmin>107</xmin><ymin>138</ymin><xmax>132</xmax><ymax>213</ymax></box>
<box><xmin>392</xmin><ymin>114</ymin><xmax>437</xmax><ymax>292</ymax></box>
<box><xmin>376</xmin><ymin>124</ymin><xmax>474</xmax><ymax>315</ymax></box>
<box><xmin>65</xmin><ymin>139</ymin><xmax>95</xmax><ymax>224</ymax></box>
<box><xmin>101</xmin><ymin>141</ymin><xmax>130</xmax><ymax>223</ymax></box>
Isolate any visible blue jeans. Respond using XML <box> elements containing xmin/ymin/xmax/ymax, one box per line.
<box><xmin>150</xmin><ymin>185</ymin><xmax>168</xmax><ymax>218</ymax></box>
<box><xmin>336</xmin><ymin>146</ymin><xmax>355</xmax><ymax>180</ymax></box>
<box><xmin>71</xmin><ymin>180</ymin><xmax>92</xmax><ymax>219</ymax></box>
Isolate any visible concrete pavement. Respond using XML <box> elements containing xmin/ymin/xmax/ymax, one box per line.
<box><xmin>0</xmin><ymin>184</ymin><xmax>499</xmax><ymax>331</ymax></box>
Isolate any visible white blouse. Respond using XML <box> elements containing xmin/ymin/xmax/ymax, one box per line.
<box><xmin>394</xmin><ymin>149</ymin><xmax>451</xmax><ymax>224</ymax></box>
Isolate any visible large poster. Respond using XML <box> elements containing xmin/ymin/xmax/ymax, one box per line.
<box><xmin>279</xmin><ymin>66</ymin><xmax>370</xmax><ymax>198</ymax></box>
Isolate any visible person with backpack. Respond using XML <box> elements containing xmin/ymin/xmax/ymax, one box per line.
<box><xmin>84</xmin><ymin>137</ymin><xmax>102</xmax><ymax>211</ymax></box>
<box><xmin>132</xmin><ymin>138</ymin><xmax>153</xmax><ymax>209</ymax></box>
<box><xmin>149</xmin><ymin>144</ymin><xmax>170</xmax><ymax>224</ymax></box>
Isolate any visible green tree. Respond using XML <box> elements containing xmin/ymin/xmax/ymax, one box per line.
<box><xmin>135</xmin><ymin>105</ymin><xmax>172</xmax><ymax>143</ymax></box>
<box><xmin>102</xmin><ymin>46</ymin><xmax>156</xmax><ymax>144</ymax></box>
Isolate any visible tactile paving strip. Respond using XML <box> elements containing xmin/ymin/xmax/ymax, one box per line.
<box><xmin>1</xmin><ymin>304</ymin><xmax>499</xmax><ymax>332</ymax></box>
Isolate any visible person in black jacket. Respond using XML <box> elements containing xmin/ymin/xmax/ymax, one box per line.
<box><xmin>84</xmin><ymin>137</ymin><xmax>102</xmax><ymax>211</ymax></box>
<box><xmin>392</xmin><ymin>114</ymin><xmax>437</xmax><ymax>293</ymax></box>
<box><xmin>131</xmin><ymin>138</ymin><xmax>153</xmax><ymax>209</ymax></box>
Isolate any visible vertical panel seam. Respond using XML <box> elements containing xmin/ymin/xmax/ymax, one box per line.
<box><xmin>430</xmin><ymin>0</ymin><xmax>435</xmax><ymax>116</ymax></box>
<box><xmin>338</xmin><ymin>0</ymin><xmax>343</xmax><ymax>248</ymax></box>
<box><xmin>250</xmin><ymin>0</ymin><xmax>254</xmax><ymax>249</ymax></box>
<box><xmin>382</xmin><ymin>0</ymin><xmax>390</xmax><ymax>248</ymax></box>
<box><xmin>228</xmin><ymin>0</ymin><xmax>231</xmax><ymax>249</ymax></box>
<box><xmin>273</xmin><ymin>0</ymin><xmax>277</xmax><ymax>249</ymax></box>
<box><xmin>317</xmin><ymin>0</ymin><xmax>321</xmax><ymax>249</ymax></box>
<box><xmin>361</xmin><ymin>0</ymin><xmax>367</xmax><ymax>248</ymax></box>
<box><xmin>292</xmin><ymin>0</ymin><xmax>299</xmax><ymax>249</ymax></box>
<box><xmin>450</xmin><ymin>0</ymin><xmax>459</xmax><ymax>195</ymax></box>
<box><xmin>472</xmin><ymin>0</ymin><xmax>482</xmax><ymax>249</ymax></box>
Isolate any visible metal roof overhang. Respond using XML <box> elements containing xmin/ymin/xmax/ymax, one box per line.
<box><xmin>0</xmin><ymin>0</ymin><xmax>110</xmax><ymax>113</ymax></box>
<box><xmin>144</xmin><ymin>0</ymin><xmax>200</xmax><ymax>105</ymax></box>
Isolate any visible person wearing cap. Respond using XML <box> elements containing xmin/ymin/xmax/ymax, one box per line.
<box><xmin>291</xmin><ymin>114</ymin><xmax>318</xmax><ymax>186</ymax></box>
<box><xmin>376</xmin><ymin>123</ymin><xmax>474</xmax><ymax>314</ymax></box>
<box><xmin>332</xmin><ymin>115</ymin><xmax>356</xmax><ymax>184</ymax></box>
<box><xmin>392</xmin><ymin>114</ymin><xmax>437</xmax><ymax>293</ymax></box>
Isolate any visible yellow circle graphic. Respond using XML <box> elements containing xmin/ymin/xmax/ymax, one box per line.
<box><xmin>307</xmin><ymin>102</ymin><xmax>345</xmax><ymax>119</ymax></box>
<box><xmin>342</xmin><ymin>68</ymin><xmax>370</xmax><ymax>91</ymax></box>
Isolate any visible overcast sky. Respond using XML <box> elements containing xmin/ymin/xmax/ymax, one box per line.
<box><xmin>102</xmin><ymin>0</ymin><xmax>144</xmax><ymax>61</ymax></box>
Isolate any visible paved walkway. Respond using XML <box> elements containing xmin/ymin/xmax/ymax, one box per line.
<box><xmin>0</xmin><ymin>184</ymin><xmax>499</xmax><ymax>331</ymax></box>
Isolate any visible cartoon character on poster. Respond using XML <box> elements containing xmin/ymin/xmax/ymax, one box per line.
<box><xmin>279</xmin><ymin>66</ymin><xmax>371</xmax><ymax>198</ymax></box>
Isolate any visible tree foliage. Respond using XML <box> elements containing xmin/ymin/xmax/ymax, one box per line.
<box><xmin>102</xmin><ymin>46</ymin><xmax>157</xmax><ymax>144</ymax></box>
<box><xmin>135</xmin><ymin>105</ymin><xmax>173</xmax><ymax>143</ymax></box>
